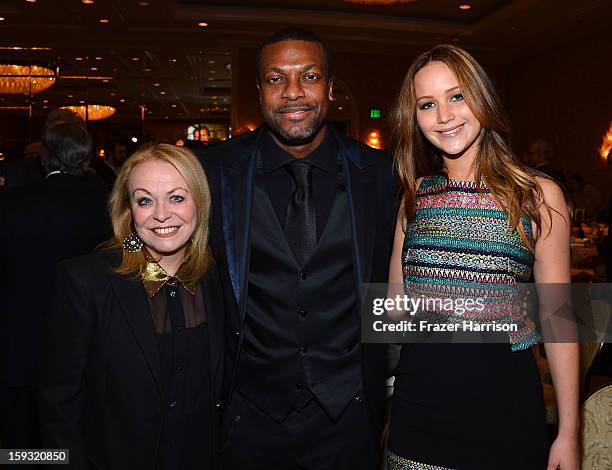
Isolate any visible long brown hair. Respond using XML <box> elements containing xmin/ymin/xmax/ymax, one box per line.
<box><xmin>103</xmin><ymin>143</ymin><xmax>213</xmax><ymax>284</ymax></box>
<box><xmin>391</xmin><ymin>44</ymin><xmax>549</xmax><ymax>249</ymax></box>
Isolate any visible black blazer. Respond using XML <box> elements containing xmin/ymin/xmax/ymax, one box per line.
<box><xmin>39</xmin><ymin>250</ymin><xmax>225</xmax><ymax>470</ymax></box>
<box><xmin>0</xmin><ymin>173</ymin><xmax>111</xmax><ymax>387</ymax></box>
<box><xmin>198</xmin><ymin>125</ymin><xmax>397</xmax><ymax>438</ymax></box>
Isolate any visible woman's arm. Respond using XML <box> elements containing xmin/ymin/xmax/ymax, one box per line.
<box><xmin>39</xmin><ymin>260</ymin><xmax>94</xmax><ymax>469</ymax></box>
<box><xmin>532</xmin><ymin>177</ymin><xmax>580</xmax><ymax>470</ymax></box>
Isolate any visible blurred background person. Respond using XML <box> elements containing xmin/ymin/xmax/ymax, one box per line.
<box><xmin>89</xmin><ymin>138</ymin><xmax>128</xmax><ymax>186</ymax></box>
<box><xmin>528</xmin><ymin>138</ymin><xmax>566</xmax><ymax>186</ymax></box>
<box><xmin>566</xmin><ymin>172</ymin><xmax>602</xmax><ymax>220</ymax></box>
<box><xmin>0</xmin><ymin>110</ymin><xmax>111</xmax><ymax>455</ymax></box>
<box><xmin>39</xmin><ymin>144</ymin><xmax>226</xmax><ymax>470</ymax></box>
<box><xmin>0</xmin><ymin>141</ymin><xmax>44</xmax><ymax>190</ymax></box>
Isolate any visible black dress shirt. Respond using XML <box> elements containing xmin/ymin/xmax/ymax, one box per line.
<box><xmin>260</xmin><ymin>126</ymin><xmax>338</xmax><ymax>240</ymax></box>
<box><xmin>148</xmin><ymin>281</ymin><xmax>211</xmax><ymax>470</ymax></box>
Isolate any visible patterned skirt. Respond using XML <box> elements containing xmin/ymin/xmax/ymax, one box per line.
<box><xmin>387</xmin><ymin>451</ymin><xmax>455</xmax><ymax>470</ymax></box>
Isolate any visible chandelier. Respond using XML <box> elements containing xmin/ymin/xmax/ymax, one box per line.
<box><xmin>341</xmin><ymin>0</ymin><xmax>417</xmax><ymax>4</ymax></box>
<box><xmin>0</xmin><ymin>64</ymin><xmax>56</xmax><ymax>94</ymax></box>
<box><xmin>61</xmin><ymin>104</ymin><xmax>116</xmax><ymax>121</ymax></box>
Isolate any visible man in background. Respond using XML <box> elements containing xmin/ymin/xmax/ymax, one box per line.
<box><xmin>89</xmin><ymin>138</ymin><xmax>127</xmax><ymax>186</ymax></box>
<box><xmin>0</xmin><ymin>110</ymin><xmax>112</xmax><ymax>454</ymax></box>
<box><xmin>528</xmin><ymin>138</ymin><xmax>566</xmax><ymax>186</ymax></box>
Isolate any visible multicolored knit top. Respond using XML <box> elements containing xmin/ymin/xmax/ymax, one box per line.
<box><xmin>402</xmin><ymin>174</ymin><xmax>541</xmax><ymax>351</ymax></box>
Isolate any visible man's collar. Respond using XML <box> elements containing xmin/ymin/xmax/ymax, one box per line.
<box><xmin>261</xmin><ymin>125</ymin><xmax>335</xmax><ymax>173</ymax></box>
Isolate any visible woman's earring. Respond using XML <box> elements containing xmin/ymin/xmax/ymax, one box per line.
<box><xmin>122</xmin><ymin>233</ymin><xmax>144</xmax><ymax>253</ymax></box>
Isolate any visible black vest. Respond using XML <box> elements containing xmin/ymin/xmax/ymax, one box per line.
<box><xmin>236</xmin><ymin>158</ymin><xmax>362</xmax><ymax>422</ymax></box>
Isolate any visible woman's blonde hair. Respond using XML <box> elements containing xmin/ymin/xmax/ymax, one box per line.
<box><xmin>104</xmin><ymin>143</ymin><xmax>213</xmax><ymax>283</ymax></box>
<box><xmin>391</xmin><ymin>44</ymin><xmax>550</xmax><ymax>249</ymax></box>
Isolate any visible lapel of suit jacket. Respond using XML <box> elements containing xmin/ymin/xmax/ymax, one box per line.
<box><xmin>330</xmin><ymin>127</ymin><xmax>376</xmax><ymax>303</ymax></box>
<box><xmin>110</xmin><ymin>270</ymin><xmax>162</xmax><ymax>396</ymax></box>
<box><xmin>220</xmin><ymin>127</ymin><xmax>263</xmax><ymax>322</ymax></box>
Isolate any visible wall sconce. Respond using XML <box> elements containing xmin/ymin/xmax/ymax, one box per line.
<box><xmin>366</xmin><ymin>129</ymin><xmax>382</xmax><ymax>149</ymax></box>
<box><xmin>599</xmin><ymin>121</ymin><xmax>612</xmax><ymax>163</ymax></box>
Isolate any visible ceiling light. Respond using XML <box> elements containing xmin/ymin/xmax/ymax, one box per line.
<box><xmin>26</xmin><ymin>0</ymin><xmax>37</xmax><ymax>3</ymax></box>
<box><xmin>138</xmin><ymin>1</ymin><xmax>149</xmax><ymax>5</ymax></box>
<box><xmin>131</xmin><ymin>57</ymin><xmax>140</xmax><ymax>61</ymax></box>
<box><xmin>153</xmin><ymin>83</ymin><xmax>160</xmax><ymax>87</ymax></box>
<box><xmin>119</xmin><ymin>98</ymin><xmax>126</xmax><ymax>103</ymax></box>
<box><xmin>171</xmin><ymin>104</ymin><xmax>177</xmax><ymax>108</ymax></box>
<box><xmin>62</xmin><ymin>75</ymin><xmax>113</xmax><ymax>80</ymax></box>
<box><xmin>208</xmin><ymin>60</ymin><xmax>215</xmax><ymax>64</ymax></box>
<box><xmin>340</xmin><ymin>0</ymin><xmax>417</xmax><ymax>3</ymax></box>
<box><xmin>131</xmin><ymin>137</ymin><xmax>138</xmax><ymax>143</ymax></box>
<box><xmin>0</xmin><ymin>17</ymin><xmax>5</xmax><ymax>21</ymax></box>
<box><xmin>160</xmin><ymin>91</ymin><xmax>166</xmax><ymax>95</ymax></box>
<box><xmin>62</xmin><ymin>105</ymin><xmax>115</xmax><ymax>121</ymax></box>
<box><xmin>143</xmin><ymin>67</ymin><xmax>151</xmax><ymax>72</ymax></box>
<box><xmin>99</xmin><ymin>18</ymin><xmax>109</xmax><ymax>23</ymax></box>
<box><xmin>459</xmin><ymin>4</ymin><xmax>471</xmax><ymax>10</ymax></box>
<box><xmin>90</xmin><ymin>67</ymin><xmax>98</xmax><ymax>71</ymax></box>
<box><xmin>95</xmin><ymin>57</ymin><xmax>103</xmax><ymax>60</ymax></box>
<box><xmin>0</xmin><ymin>65</ymin><xmax>56</xmax><ymax>94</ymax></box>
<box><xmin>82</xmin><ymin>0</ymin><xmax>95</xmax><ymax>3</ymax></box>
<box><xmin>75</xmin><ymin>57</ymin><xmax>84</xmax><ymax>61</ymax></box>
<box><xmin>198</xmin><ymin>22</ymin><xmax>208</xmax><ymax>27</ymax></box>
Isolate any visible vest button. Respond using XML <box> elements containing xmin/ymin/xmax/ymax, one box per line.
<box><xmin>297</xmin><ymin>272</ymin><xmax>308</xmax><ymax>281</ymax></box>
<box><xmin>298</xmin><ymin>308</ymin><xmax>307</xmax><ymax>318</ymax></box>
<box><xmin>299</xmin><ymin>346</ymin><xmax>308</xmax><ymax>354</ymax></box>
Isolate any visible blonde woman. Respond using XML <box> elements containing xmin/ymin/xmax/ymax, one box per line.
<box><xmin>40</xmin><ymin>144</ymin><xmax>225</xmax><ymax>470</ymax></box>
<box><xmin>387</xmin><ymin>45</ymin><xmax>578</xmax><ymax>469</ymax></box>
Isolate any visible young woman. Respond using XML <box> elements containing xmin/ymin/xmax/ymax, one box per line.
<box><xmin>387</xmin><ymin>45</ymin><xmax>579</xmax><ymax>470</ymax></box>
<box><xmin>39</xmin><ymin>144</ymin><xmax>225</xmax><ymax>470</ymax></box>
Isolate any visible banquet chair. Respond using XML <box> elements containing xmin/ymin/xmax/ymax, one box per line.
<box><xmin>580</xmin><ymin>300</ymin><xmax>611</xmax><ymax>395</ymax></box>
<box><xmin>580</xmin><ymin>384</ymin><xmax>612</xmax><ymax>470</ymax></box>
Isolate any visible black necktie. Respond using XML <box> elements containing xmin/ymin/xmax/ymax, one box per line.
<box><xmin>285</xmin><ymin>160</ymin><xmax>317</xmax><ymax>267</ymax></box>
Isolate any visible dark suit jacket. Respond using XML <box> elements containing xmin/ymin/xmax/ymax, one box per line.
<box><xmin>197</xmin><ymin>125</ymin><xmax>397</xmax><ymax>439</ymax></box>
<box><xmin>0</xmin><ymin>173</ymin><xmax>111</xmax><ymax>387</ymax></box>
<box><xmin>38</xmin><ymin>250</ymin><xmax>225</xmax><ymax>470</ymax></box>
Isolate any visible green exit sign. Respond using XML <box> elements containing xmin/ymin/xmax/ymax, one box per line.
<box><xmin>369</xmin><ymin>107</ymin><xmax>382</xmax><ymax>119</ymax></box>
